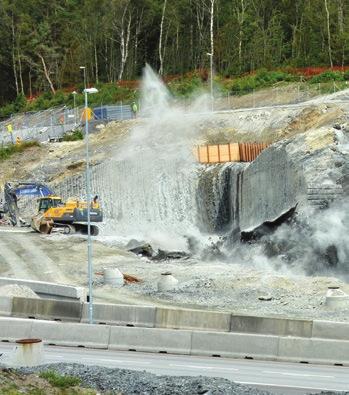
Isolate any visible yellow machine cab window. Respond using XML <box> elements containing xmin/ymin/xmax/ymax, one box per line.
<box><xmin>38</xmin><ymin>197</ymin><xmax>63</xmax><ymax>212</ymax></box>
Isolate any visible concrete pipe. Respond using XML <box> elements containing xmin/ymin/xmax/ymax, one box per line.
<box><xmin>157</xmin><ymin>272</ymin><xmax>179</xmax><ymax>292</ymax></box>
<box><xmin>325</xmin><ymin>286</ymin><xmax>349</xmax><ymax>309</ymax></box>
<box><xmin>103</xmin><ymin>268</ymin><xmax>124</xmax><ymax>287</ymax></box>
<box><xmin>11</xmin><ymin>338</ymin><xmax>44</xmax><ymax>367</ymax></box>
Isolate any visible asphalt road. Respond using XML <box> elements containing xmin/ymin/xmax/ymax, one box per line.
<box><xmin>1</xmin><ymin>343</ymin><xmax>348</xmax><ymax>394</ymax></box>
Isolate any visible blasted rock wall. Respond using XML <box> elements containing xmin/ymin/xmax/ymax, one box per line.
<box><xmin>239</xmin><ymin>146</ymin><xmax>306</xmax><ymax>232</ymax></box>
<box><xmin>237</xmin><ymin>127</ymin><xmax>349</xmax><ymax>233</ymax></box>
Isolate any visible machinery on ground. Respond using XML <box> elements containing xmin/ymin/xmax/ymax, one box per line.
<box><xmin>1</xmin><ymin>181</ymin><xmax>103</xmax><ymax>235</ymax></box>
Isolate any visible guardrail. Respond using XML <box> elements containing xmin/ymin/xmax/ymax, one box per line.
<box><xmin>0</xmin><ymin>316</ymin><xmax>348</xmax><ymax>366</ymax></box>
<box><xmin>1</xmin><ymin>296</ymin><xmax>348</xmax><ymax>344</ymax></box>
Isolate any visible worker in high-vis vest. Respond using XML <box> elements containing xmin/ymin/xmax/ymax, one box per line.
<box><xmin>81</xmin><ymin>107</ymin><xmax>93</xmax><ymax>122</ymax></box>
<box><xmin>131</xmin><ymin>102</ymin><xmax>138</xmax><ymax>118</ymax></box>
<box><xmin>6</xmin><ymin>124</ymin><xmax>13</xmax><ymax>133</ymax></box>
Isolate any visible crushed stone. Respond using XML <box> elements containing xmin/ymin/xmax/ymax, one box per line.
<box><xmin>0</xmin><ymin>284</ymin><xmax>39</xmax><ymax>299</ymax></box>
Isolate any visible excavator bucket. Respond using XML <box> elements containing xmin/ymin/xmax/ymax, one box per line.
<box><xmin>31</xmin><ymin>213</ymin><xmax>54</xmax><ymax>234</ymax></box>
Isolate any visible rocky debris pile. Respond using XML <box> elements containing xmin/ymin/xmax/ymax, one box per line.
<box><xmin>17</xmin><ymin>363</ymin><xmax>273</xmax><ymax>395</ymax></box>
<box><xmin>127</xmin><ymin>240</ymin><xmax>190</xmax><ymax>261</ymax></box>
<box><xmin>0</xmin><ymin>284</ymin><xmax>39</xmax><ymax>299</ymax></box>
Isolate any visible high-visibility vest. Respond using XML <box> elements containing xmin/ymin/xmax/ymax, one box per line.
<box><xmin>7</xmin><ymin>124</ymin><xmax>13</xmax><ymax>133</ymax></box>
<box><xmin>81</xmin><ymin>107</ymin><xmax>93</xmax><ymax>121</ymax></box>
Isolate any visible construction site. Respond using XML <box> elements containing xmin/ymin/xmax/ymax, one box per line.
<box><xmin>0</xmin><ymin>66</ymin><xmax>349</xmax><ymax>394</ymax></box>
<box><xmin>0</xmin><ymin>66</ymin><xmax>348</xmax><ymax>319</ymax></box>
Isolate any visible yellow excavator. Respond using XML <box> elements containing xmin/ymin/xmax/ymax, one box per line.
<box><xmin>1</xmin><ymin>181</ymin><xmax>102</xmax><ymax>235</ymax></box>
<box><xmin>31</xmin><ymin>195</ymin><xmax>103</xmax><ymax>235</ymax></box>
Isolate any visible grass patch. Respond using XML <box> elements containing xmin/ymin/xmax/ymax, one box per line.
<box><xmin>0</xmin><ymin>141</ymin><xmax>40</xmax><ymax>161</ymax></box>
<box><xmin>39</xmin><ymin>370</ymin><xmax>81</xmax><ymax>389</ymax></box>
<box><xmin>62</xmin><ymin>129</ymin><xmax>84</xmax><ymax>142</ymax></box>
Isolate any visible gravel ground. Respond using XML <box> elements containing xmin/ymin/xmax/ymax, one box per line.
<box><xmin>16</xmin><ymin>363</ymin><xmax>273</xmax><ymax>394</ymax></box>
<box><xmin>15</xmin><ymin>363</ymin><xmax>349</xmax><ymax>395</ymax></box>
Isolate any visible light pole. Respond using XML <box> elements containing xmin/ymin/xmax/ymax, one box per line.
<box><xmin>72</xmin><ymin>91</ymin><xmax>77</xmax><ymax>126</ymax></box>
<box><xmin>80</xmin><ymin>66</ymin><xmax>87</xmax><ymax>91</ymax></box>
<box><xmin>84</xmin><ymin>86</ymin><xmax>98</xmax><ymax>324</ymax></box>
<box><xmin>207</xmin><ymin>52</ymin><xmax>213</xmax><ymax>112</ymax></box>
<box><xmin>81</xmin><ymin>66</ymin><xmax>98</xmax><ymax>324</ymax></box>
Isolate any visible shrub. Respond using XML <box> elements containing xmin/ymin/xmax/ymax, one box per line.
<box><xmin>0</xmin><ymin>103</ymin><xmax>15</xmax><ymax>119</ymax></box>
<box><xmin>310</xmin><ymin>71</ymin><xmax>344</xmax><ymax>83</ymax></box>
<box><xmin>168</xmin><ymin>76</ymin><xmax>203</xmax><ymax>97</ymax></box>
<box><xmin>255</xmin><ymin>69</ymin><xmax>295</xmax><ymax>84</ymax></box>
<box><xmin>62</xmin><ymin>129</ymin><xmax>84</xmax><ymax>141</ymax></box>
<box><xmin>0</xmin><ymin>140</ymin><xmax>40</xmax><ymax>161</ymax></box>
<box><xmin>13</xmin><ymin>94</ymin><xmax>27</xmax><ymax>112</ymax></box>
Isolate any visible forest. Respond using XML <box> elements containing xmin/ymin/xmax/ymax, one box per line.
<box><xmin>0</xmin><ymin>0</ymin><xmax>349</xmax><ymax>106</ymax></box>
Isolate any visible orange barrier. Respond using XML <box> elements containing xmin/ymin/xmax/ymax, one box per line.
<box><xmin>195</xmin><ymin>143</ymin><xmax>268</xmax><ymax>164</ymax></box>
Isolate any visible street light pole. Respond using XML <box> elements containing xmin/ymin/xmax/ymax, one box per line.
<box><xmin>207</xmin><ymin>53</ymin><xmax>213</xmax><ymax>112</ymax></box>
<box><xmin>72</xmin><ymin>91</ymin><xmax>77</xmax><ymax>127</ymax></box>
<box><xmin>84</xmin><ymin>88</ymin><xmax>93</xmax><ymax>324</ymax></box>
<box><xmin>80</xmin><ymin>66</ymin><xmax>98</xmax><ymax>325</ymax></box>
<box><xmin>80</xmin><ymin>66</ymin><xmax>87</xmax><ymax>91</ymax></box>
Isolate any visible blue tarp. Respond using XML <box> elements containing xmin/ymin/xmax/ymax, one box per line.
<box><xmin>15</xmin><ymin>184</ymin><xmax>53</xmax><ymax>197</ymax></box>
<box><xmin>94</xmin><ymin>107</ymin><xmax>108</xmax><ymax>120</ymax></box>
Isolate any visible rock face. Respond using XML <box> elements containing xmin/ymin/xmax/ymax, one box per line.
<box><xmin>208</xmin><ymin>126</ymin><xmax>349</xmax><ymax>235</ymax></box>
<box><xmin>197</xmin><ymin>125</ymin><xmax>349</xmax><ymax>273</ymax></box>
<box><xmin>239</xmin><ymin>145</ymin><xmax>305</xmax><ymax>232</ymax></box>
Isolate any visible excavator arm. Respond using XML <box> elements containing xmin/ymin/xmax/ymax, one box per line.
<box><xmin>2</xmin><ymin>181</ymin><xmax>53</xmax><ymax>226</ymax></box>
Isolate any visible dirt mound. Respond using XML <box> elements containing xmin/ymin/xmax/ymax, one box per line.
<box><xmin>278</xmin><ymin>105</ymin><xmax>344</xmax><ymax>140</ymax></box>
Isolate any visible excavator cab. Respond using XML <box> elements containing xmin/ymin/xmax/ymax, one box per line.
<box><xmin>38</xmin><ymin>197</ymin><xmax>64</xmax><ymax>212</ymax></box>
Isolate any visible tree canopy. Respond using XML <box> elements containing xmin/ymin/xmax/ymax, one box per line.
<box><xmin>1</xmin><ymin>0</ymin><xmax>348</xmax><ymax>105</ymax></box>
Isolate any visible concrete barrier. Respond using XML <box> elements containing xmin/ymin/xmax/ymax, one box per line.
<box><xmin>31</xmin><ymin>320</ymin><xmax>110</xmax><ymax>349</ymax></box>
<box><xmin>0</xmin><ymin>277</ymin><xmax>85</xmax><ymax>301</ymax></box>
<box><xmin>312</xmin><ymin>320</ymin><xmax>349</xmax><ymax>341</ymax></box>
<box><xmin>278</xmin><ymin>337</ymin><xmax>349</xmax><ymax>365</ymax></box>
<box><xmin>81</xmin><ymin>303</ymin><xmax>156</xmax><ymax>327</ymax></box>
<box><xmin>1</xmin><ymin>316</ymin><xmax>349</xmax><ymax>366</ymax></box>
<box><xmin>230</xmin><ymin>315</ymin><xmax>313</xmax><ymax>338</ymax></box>
<box><xmin>155</xmin><ymin>307</ymin><xmax>231</xmax><ymax>332</ymax></box>
<box><xmin>12</xmin><ymin>297</ymin><xmax>82</xmax><ymax>322</ymax></box>
<box><xmin>191</xmin><ymin>331</ymin><xmax>279</xmax><ymax>360</ymax></box>
<box><xmin>109</xmin><ymin>326</ymin><xmax>192</xmax><ymax>354</ymax></box>
<box><xmin>0</xmin><ymin>296</ymin><xmax>12</xmax><ymax>317</ymax></box>
<box><xmin>0</xmin><ymin>317</ymin><xmax>33</xmax><ymax>341</ymax></box>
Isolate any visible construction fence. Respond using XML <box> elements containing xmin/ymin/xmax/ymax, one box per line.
<box><xmin>2</xmin><ymin>80</ymin><xmax>349</xmax><ymax>146</ymax></box>
<box><xmin>0</xmin><ymin>104</ymin><xmax>133</xmax><ymax>146</ymax></box>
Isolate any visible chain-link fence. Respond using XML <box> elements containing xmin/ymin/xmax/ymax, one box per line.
<box><xmin>0</xmin><ymin>104</ymin><xmax>133</xmax><ymax>146</ymax></box>
<box><xmin>0</xmin><ymin>106</ymin><xmax>79</xmax><ymax>145</ymax></box>
<box><xmin>1</xmin><ymin>82</ymin><xmax>349</xmax><ymax>147</ymax></box>
<box><xmin>181</xmin><ymin>81</ymin><xmax>349</xmax><ymax>111</ymax></box>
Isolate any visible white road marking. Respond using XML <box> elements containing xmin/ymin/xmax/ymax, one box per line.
<box><xmin>169</xmin><ymin>364</ymin><xmax>238</xmax><ymax>371</ymax></box>
<box><xmin>79</xmin><ymin>357</ymin><xmax>150</xmax><ymax>365</ymax></box>
<box><xmin>0</xmin><ymin>228</ymin><xmax>31</xmax><ymax>233</ymax></box>
<box><xmin>263</xmin><ymin>370</ymin><xmax>335</xmax><ymax>379</ymax></box>
<box><xmin>237</xmin><ymin>381</ymin><xmax>344</xmax><ymax>391</ymax></box>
